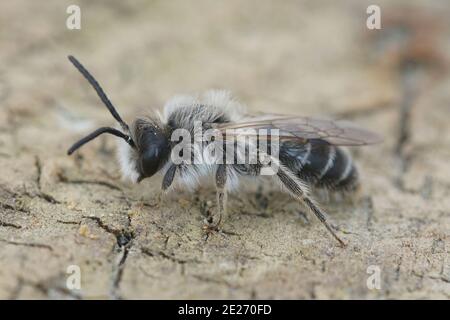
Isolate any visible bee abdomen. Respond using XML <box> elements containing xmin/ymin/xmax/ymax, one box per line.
<box><xmin>315</xmin><ymin>147</ymin><xmax>359</xmax><ymax>191</ymax></box>
<box><xmin>280</xmin><ymin>141</ymin><xmax>359</xmax><ymax>191</ymax></box>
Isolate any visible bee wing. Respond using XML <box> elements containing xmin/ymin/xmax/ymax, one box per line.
<box><xmin>215</xmin><ymin>115</ymin><xmax>382</xmax><ymax>146</ymax></box>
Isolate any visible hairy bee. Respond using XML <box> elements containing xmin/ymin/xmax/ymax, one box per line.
<box><xmin>67</xmin><ymin>55</ymin><xmax>381</xmax><ymax>246</ymax></box>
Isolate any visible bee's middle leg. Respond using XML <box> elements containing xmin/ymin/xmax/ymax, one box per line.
<box><xmin>203</xmin><ymin>165</ymin><xmax>227</xmax><ymax>236</ymax></box>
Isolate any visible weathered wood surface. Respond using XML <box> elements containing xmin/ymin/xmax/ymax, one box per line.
<box><xmin>0</xmin><ymin>0</ymin><xmax>449</xmax><ymax>299</ymax></box>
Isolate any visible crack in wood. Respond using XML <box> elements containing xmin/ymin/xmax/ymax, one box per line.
<box><xmin>0</xmin><ymin>239</ymin><xmax>53</xmax><ymax>251</ymax></box>
<box><xmin>141</xmin><ymin>247</ymin><xmax>201</xmax><ymax>265</ymax></box>
<box><xmin>0</xmin><ymin>220</ymin><xmax>22</xmax><ymax>229</ymax></box>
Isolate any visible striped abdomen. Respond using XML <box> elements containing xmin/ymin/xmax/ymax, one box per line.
<box><xmin>279</xmin><ymin>140</ymin><xmax>359</xmax><ymax>191</ymax></box>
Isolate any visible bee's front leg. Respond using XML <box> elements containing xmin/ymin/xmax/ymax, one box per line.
<box><xmin>203</xmin><ymin>164</ymin><xmax>227</xmax><ymax>238</ymax></box>
<box><xmin>162</xmin><ymin>164</ymin><xmax>177</xmax><ymax>190</ymax></box>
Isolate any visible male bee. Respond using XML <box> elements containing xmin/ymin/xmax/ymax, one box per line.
<box><xmin>67</xmin><ymin>55</ymin><xmax>381</xmax><ymax>246</ymax></box>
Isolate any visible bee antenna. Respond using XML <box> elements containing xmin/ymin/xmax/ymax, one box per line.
<box><xmin>67</xmin><ymin>55</ymin><xmax>130</xmax><ymax>132</ymax></box>
<box><xmin>67</xmin><ymin>127</ymin><xmax>135</xmax><ymax>155</ymax></box>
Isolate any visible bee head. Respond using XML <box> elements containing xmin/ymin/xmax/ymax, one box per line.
<box><xmin>132</xmin><ymin>119</ymin><xmax>170</xmax><ymax>182</ymax></box>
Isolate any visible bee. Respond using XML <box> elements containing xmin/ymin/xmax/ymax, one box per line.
<box><xmin>67</xmin><ymin>55</ymin><xmax>381</xmax><ymax>246</ymax></box>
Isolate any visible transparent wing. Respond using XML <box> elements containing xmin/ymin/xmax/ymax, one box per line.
<box><xmin>214</xmin><ymin>115</ymin><xmax>382</xmax><ymax>146</ymax></box>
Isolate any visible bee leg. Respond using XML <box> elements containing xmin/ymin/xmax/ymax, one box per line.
<box><xmin>277</xmin><ymin>168</ymin><xmax>346</xmax><ymax>247</ymax></box>
<box><xmin>203</xmin><ymin>165</ymin><xmax>227</xmax><ymax>238</ymax></box>
<box><xmin>162</xmin><ymin>165</ymin><xmax>177</xmax><ymax>191</ymax></box>
<box><xmin>297</xmin><ymin>211</ymin><xmax>310</xmax><ymax>225</ymax></box>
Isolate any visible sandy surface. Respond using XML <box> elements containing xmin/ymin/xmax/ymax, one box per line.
<box><xmin>0</xmin><ymin>0</ymin><xmax>449</xmax><ymax>299</ymax></box>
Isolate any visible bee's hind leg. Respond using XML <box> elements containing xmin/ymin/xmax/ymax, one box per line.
<box><xmin>203</xmin><ymin>164</ymin><xmax>227</xmax><ymax>239</ymax></box>
<box><xmin>276</xmin><ymin>167</ymin><xmax>346</xmax><ymax>247</ymax></box>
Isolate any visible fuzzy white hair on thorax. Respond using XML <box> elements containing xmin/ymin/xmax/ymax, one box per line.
<box><xmin>162</xmin><ymin>90</ymin><xmax>246</xmax><ymax>124</ymax></box>
<box><xmin>162</xmin><ymin>94</ymin><xmax>199</xmax><ymax>123</ymax></box>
